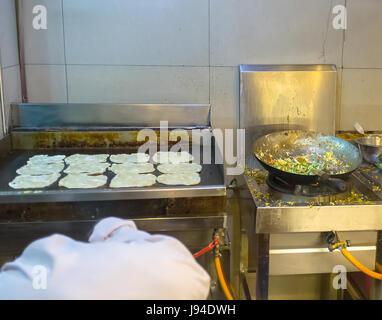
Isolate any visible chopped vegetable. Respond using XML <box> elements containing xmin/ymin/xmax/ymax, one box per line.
<box><xmin>270</xmin><ymin>157</ymin><xmax>321</xmax><ymax>175</ymax></box>
<box><xmin>261</xmin><ymin>152</ymin><xmax>349</xmax><ymax>175</ymax></box>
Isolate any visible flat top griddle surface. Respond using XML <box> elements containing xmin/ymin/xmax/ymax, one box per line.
<box><xmin>0</xmin><ymin>149</ymin><xmax>226</xmax><ymax>203</ymax></box>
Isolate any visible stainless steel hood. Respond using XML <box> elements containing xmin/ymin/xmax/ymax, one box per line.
<box><xmin>240</xmin><ymin>64</ymin><xmax>337</xmax><ymax>170</ymax></box>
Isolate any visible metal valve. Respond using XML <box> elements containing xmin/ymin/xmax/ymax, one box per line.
<box><xmin>326</xmin><ymin>231</ymin><xmax>350</xmax><ymax>251</ymax></box>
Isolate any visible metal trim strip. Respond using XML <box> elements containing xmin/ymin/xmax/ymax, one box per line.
<box><xmin>11</xmin><ymin>103</ymin><xmax>212</xmax><ymax>129</ymax></box>
<box><xmin>270</xmin><ymin>246</ymin><xmax>376</xmax><ymax>255</ymax></box>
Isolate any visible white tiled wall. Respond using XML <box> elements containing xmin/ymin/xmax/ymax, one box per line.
<box><xmin>21</xmin><ymin>0</ymin><xmax>382</xmax><ymax>131</ymax></box>
<box><xmin>340</xmin><ymin>0</ymin><xmax>382</xmax><ymax>131</ymax></box>
<box><xmin>210</xmin><ymin>0</ymin><xmax>344</xmax><ymax>67</ymax></box>
<box><xmin>343</xmin><ymin>0</ymin><xmax>382</xmax><ymax>68</ymax></box>
<box><xmin>0</xmin><ymin>0</ymin><xmax>20</xmax><ymax>68</ymax></box>
<box><xmin>22</xmin><ymin>0</ymin><xmax>65</xmax><ymax>65</ymax></box>
<box><xmin>210</xmin><ymin>67</ymin><xmax>239</xmax><ymax>129</ymax></box>
<box><xmin>341</xmin><ymin>69</ymin><xmax>382</xmax><ymax>131</ymax></box>
<box><xmin>25</xmin><ymin>65</ymin><xmax>67</xmax><ymax>103</ymax></box>
<box><xmin>67</xmin><ymin>65</ymin><xmax>209</xmax><ymax>104</ymax></box>
<box><xmin>64</xmin><ymin>0</ymin><xmax>209</xmax><ymax>66</ymax></box>
<box><xmin>0</xmin><ymin>0</ymin><xmax>22</xmax><ymax>138</ymax></box>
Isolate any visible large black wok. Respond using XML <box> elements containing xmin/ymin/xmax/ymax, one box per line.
<box><xmin>253</xmin><ymin>130</ymin><xmax>362</xmax><ymax>188</ymax></box>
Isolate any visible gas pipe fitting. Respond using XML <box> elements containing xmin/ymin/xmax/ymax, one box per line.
<box><xmin>326</xmin><ymin>231</ymin><xmax>351</xmax><ymax>252</ymax></box>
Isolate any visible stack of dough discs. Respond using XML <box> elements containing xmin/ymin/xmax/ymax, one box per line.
<box><xmin>153</xmin><ymin>151</ymin><xmax>194</xmax><ymax>164</ymax></box>
<box><xmin>157</xmin><ymin>173</ymin><xmax>201</xmax><ymax>186</ymax></box>
<box><xmin>157</xmin><ymin>163</ymin><xmax>202</xmax><ymax>174</ymax></box>
<box><xmin>109</xmin><ymin>163</ymin><xmax>154</xmax><ymax>174</ymax></box>
<box><xmin>110</xmin><ymin>153</ymin><xmax>150</xmax><ymax>164</ymax></box>
<box><xmin>110</xmin><ymin>173</ymin><xmax>156</xmax><ymax>188</ymax></box>
<box><xmin>59</xmin><ymin>174</ymin><xmax>107</xmax><ymax>189</ymax></box>
<box><xmin>9</xmin><ymin>173</ymin><xmax>61</xmax><ymax>189</ymax></box>
<box><xmin>27</xmin><ymin>155</ymin><xmax>66</xmax><ymax>164</ymax></box>
<box><xmin>65</xmin><ymin>154</ymin><xmax>109</xmax><ymax>164</ymax></box>
<box><xmin>16</xmin><ymin>162</ymin><xmax>65</xmax><ymax>175</ymax></box>
<box><xmin>64</xmin><ymin>162</ymin><xmax>110</xmax><ymax>174</ymax></box>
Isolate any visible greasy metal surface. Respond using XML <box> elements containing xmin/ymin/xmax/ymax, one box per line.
<box><xmin>0</xmin><ymin>216</ymin><xmax>225</xmax><ymax>235</ymax></box>
<box><xmin>0</xmin><ymin>197</ymin><xmax>225</xmax><ymax>223</ymax></box>
<box><xmin>11</xmin><ymin>130</ymin><xmax>194</xmax><ymax>150</ymax></box>
<box><xmin>11</xmin><ymin>103</ymin><xmax>211</xmax><ymax>129</ymax></box>
<box><xmin>133</xmin><ymin>216</ymin><xmax>226</xmax><ymax>232</ymax></box>
<box><xmin>0</xmin><ymin>149</ymin><xmax>225</xmax><ymax>203</ymax></box>
<box><xmin>356</xmin><ymin>135</ymin><xmax>382</xmax><ymax>147</ymax></box>
<box><xmin>337</xmin><ymin>132</ymin><xmax>365</xmax><ymax>141</ymax></box>
<box><xmin>244</xmin><ymin>162</ymin><xmax>382</xmax><ymax>233</ymax></box>
<box><xmin>254</xmin><ymin>197</ymin><xmax>382</xmax><ymax>234</ymax></box>
<box><xmin>240</xmin><ymin>64</ymin><xmax>337</xmax><ymax>170</ymax></box>
<box><xmin>355</xmin><ymin>135</ymin><xmax>382</xmax><ymax>164</ymax></box>
<box><xmin>358</xmin><ymin>164</ymin><xmax>382</xmax><ymax>199</ymax></box>
<box><xmin>253</xmin><ymin>130</ymin><xmax>362</xmax><ymax>184</ymax></box>
<box><xmin>268</xmin><ymin>231</ymin><xmax>377</xmax><ymax>275</ymax></box>
<box><xmin>256</xmin><ymin>233</ymin><xmax>270</xmax><ymax>300</ymax></box>
<box><xmin>0</xmin><ymin>134</ymin><xmax>11</xmax><ymax>158</ymax></box>
<box><xmin>269</xmin><ymin>245</ymin><xmax>376</xmax><ymax>275</ymax></box>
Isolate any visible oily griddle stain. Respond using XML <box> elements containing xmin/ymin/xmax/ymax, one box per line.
<box><xmin>58</xmin><ymin>132</ymin><xmax>135</xmax><ymax>148</ymax></box>
<box><xmin>21</xmin><ymin>131</ymin><xmax>141</xmax><ymax>149</ymax></box>
<box><xmin>22</xmin><ymin>131</ymin><xmax>187</xmax><ymax>149</ymax></box>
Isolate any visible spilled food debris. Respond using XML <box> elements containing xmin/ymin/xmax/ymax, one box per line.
<box><xmin>244</xmin><ymin>166</ymin><xmax>376</xmax><ymax>207</ymax></box>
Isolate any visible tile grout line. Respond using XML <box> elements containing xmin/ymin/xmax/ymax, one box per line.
<box><xmin>2</xmin><ymin>64</ymin><xmax>20</xmax><ymax>70</ymax></box>
<box><xmin>338</xmin><ymin>0</ymin><xmax>347</xmax><ymax>130</ymax></box>
<box><xmin>22</xmin><ymin>63</ymin><xmax>215</xmax><ymax>68</ymax></box>
<box><xmin>21</xmin><ymin>63</ymin><xmax>382</xmax><ymax>70</ymax></box>
<box><xmin>61</xmin><ymin>0</ymin><xmax>69</xmax><ymax>103</ymax></box>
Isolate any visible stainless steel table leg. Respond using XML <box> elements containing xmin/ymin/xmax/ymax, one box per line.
<box><xmin>371</xmin><ymin>231</ymin><xmax>382</xmax><ymax>299</ymax></box>
<box><xmin>256</xmin><ymin>233</ymin><xmax>270</xmax><ymax>300</ymax></box>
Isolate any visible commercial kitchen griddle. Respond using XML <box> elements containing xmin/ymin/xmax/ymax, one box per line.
<box><xmin>0</xmin><ymin>149</ymin><xmax>225</xmax><ymax>203</ymax></box>
<box><xmin>0</xmin><ymin>103</ymin><xmax>226</xmax><ymax>204</ymax></box>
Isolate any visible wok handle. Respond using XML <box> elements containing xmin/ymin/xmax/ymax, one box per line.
<box><xmin>319</xmin><ymin>176</ymin><xmax>347</xmax><ymax>192</ymax></box>
<box><xmin>314</xmin><ymin>169</ymin><xmax>347</xmax><ymax>192</ymax></box>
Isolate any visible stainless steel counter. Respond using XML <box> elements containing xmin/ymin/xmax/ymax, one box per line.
<box><xmin>240</xmin><ymin>163</ymin><xmax>382</xmax><ymax>300</ymax></box>
<box><xmin>246</xmin><ymin>163</ymin><xmax>382</xmax><ymax>234</ymax></box>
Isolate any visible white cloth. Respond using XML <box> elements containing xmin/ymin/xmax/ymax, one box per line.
<box><xmin>0</xmin><ymin>217</ymin><xmax>210</xmax><ymax>300</ymax></box>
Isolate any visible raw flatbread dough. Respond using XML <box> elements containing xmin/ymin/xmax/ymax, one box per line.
<box><xmin>64</xmin><ymin>162</ymin><xmax>110</xmax><ymax>174</ymax></box>
<box><xmin>9</xmin><ymin>173</ymin><xmax>60</xmax><ymax>189</ymax></box>
<box><xmin>59</xmin><ymin>174</ymin><xmax>107</xmax><ymax>189</ymax></box>
<box><xmin>109</xmin><ymin>163</ymin><xmax>154</xmax><ymax>174</ymax></box>
<box><xmin>27</xmin><ymin>155</ymin><xmax>66</xmax><ymax>164</ymax></box>
<box><xmin>110</xmin><ymin>153</ymin><xmax>150</xmax><ymax>164</ymax></box>
<box><xmin>16</xmin><ymin>162</ymin><xmax>65</xmax><ymax>175</ymax></box>
<box><xmin>110</xmin><ymin>173</ymin><xmax>157</xmax><ymax>188</ymax></box>
<box><xmin>157</xmin><ymin>173</ymin><xmax>201</xmax><ymax>186</ymax></box>
<box><xmin>157</xmin><ymin>163</ymin><xmax>202</xmax><ymax>174</ymax></box>
<box><xmin>65</xmin><ymin>154</ymin><xmax>109</xmax><ymax>164</ymax></box>
<box><xmin>153</xmin><ymin>151</ymin><xmax>194</xmax><ymax>164</ymax></box>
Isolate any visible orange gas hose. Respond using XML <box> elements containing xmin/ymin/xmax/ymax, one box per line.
<box><xmin>193</xmin><ymin>238</ymin><xmax>234</xmax><ymax>300</ymax></box>
<box><xmin>341</xmin><ymin>247</ymin><xmax>382</xmax><ymax>280</ymax></box>
<box><xmin>214</xmin><ymin>256</ymin><xmax>234</xmax><ymax>300</ymax></box>
<box><xmin>193</xmin><ymin>238</ymin><xmax>219</xmax><ymax>259</ymax></box>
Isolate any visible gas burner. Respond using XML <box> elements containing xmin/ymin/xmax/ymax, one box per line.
<box><xmin>266</xmin><ymin>174</ymin><xmax>349</xmax><ymax>197</ymax></box>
